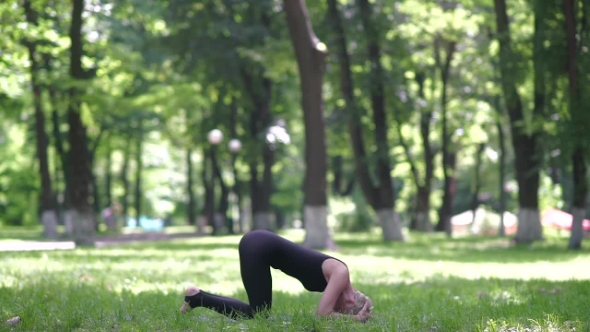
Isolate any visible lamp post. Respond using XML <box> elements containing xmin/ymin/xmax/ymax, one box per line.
<box><xmin>228</xmin><ymin>138</ymin><xmax>242</xmax><ymax>233</ymax></box>
<box><xmin>208</xmin><ymin>129</ymin><xmax>224</xmax><ymax>146</ymax></box>
<box><xmin>228</xmin><ymin>139</ymin><xmax>242</xmax><ymax>154</ymax></box>
<box><xmin>207</xmin><ymin>129</ymin><xmax>223</xmax><ymax>235</ymax></box>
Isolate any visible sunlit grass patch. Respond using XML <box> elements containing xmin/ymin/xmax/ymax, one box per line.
<box><xmin>1</xmin><ymin>230</ymin><xmax>589</xmax><ymax>331</ymax></box>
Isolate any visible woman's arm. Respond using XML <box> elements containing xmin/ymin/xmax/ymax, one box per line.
<box><xmin>315</xmin><ymin>270</ymin><xmax>349</xmax><ymax>316</ymax></box>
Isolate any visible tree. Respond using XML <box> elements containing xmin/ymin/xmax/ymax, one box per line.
<box><xmin>356</xmin><ymin>0</ymin><xmax>404</xmax><ymax>241</ymax></box>
<box><xmin>563</xmin><ymin>0</ymin><xmax>588</xmax><ymax>249</ymax></box>
<box><xmin>283</xmin><ymin>0</ymin><xmax>334</xmax><ymax>249</ymax></box>
<box><xmin>493</xmin><ymin>95</ymin><xmax>508</xmax><ymax>237</ymax></box>
<box><xmin>469</xmin><ymin>143</ymin><xmax>486</xmax><ymax>223</ymax></box>
<box><xmin>434</xmin><ymin>36</ymin><xmax>457</xmax><ymax>236</ymax></box>
<box><xmin>400</xmin><ymin>71</ymin><xmax>436</xmax><ymax>233</ymax></box>
<box><xmin>134</xmin><ymin>117</ymin><xmax>143</xmax><ymax>223</ymax></box>
<box><xmin>494</xmin><ymin>0</ymin><xmax>543</xmax><ymax>243</ymax></box>
<box><xmin>65</xmin><ymin>0</ymin><xmax>95</xmax><ymax>242</ymax></box>
<box><xmin>22</xmin><ymin>0</ymin><xmax>58</xmax><ymax>238</ymax></box>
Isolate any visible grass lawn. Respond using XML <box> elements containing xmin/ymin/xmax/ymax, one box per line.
<box><xmin>1</xmin><ymin>229</ymin><xmax>589</xmax><ymax>331</ymax></box>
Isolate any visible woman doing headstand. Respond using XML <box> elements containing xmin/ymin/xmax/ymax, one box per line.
<box><xmin>180</xmin><ymin>230</ymin><xmax>373</xmax><ymax>322</ymax></box>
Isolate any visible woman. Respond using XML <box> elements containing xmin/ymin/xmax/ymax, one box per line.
<box><xmin>180</xmin><ymin>230</ymin><xmax>373</xmax><ymax>322</ymax></box>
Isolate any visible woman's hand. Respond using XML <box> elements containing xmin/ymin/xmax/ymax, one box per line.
<box><xmin>354</xmin><ymin>301</ymin><xmax>372</xmax><ymax>323</ymax></box>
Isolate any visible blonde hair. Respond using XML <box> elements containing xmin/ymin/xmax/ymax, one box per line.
<box><xmin>351</xmin><ymin>290</ymin><xmax>373</xmax><ymax>315</ymax></box>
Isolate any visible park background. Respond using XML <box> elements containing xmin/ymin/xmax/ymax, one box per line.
<box><xmin>1</xmin><ymin>0</ymin><xmax>590</xmax><ymax>331</ymax></box>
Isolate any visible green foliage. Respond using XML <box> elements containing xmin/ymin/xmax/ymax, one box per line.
<box><xmin>0</xmin><ymin>122</ymin><xmax>39</xmax><ymax>226</ymax></box>
<box><xmin>331</xmin><ymin>189</ymin><xmax>375</xmax><ymax>232</ymax></box>
<box><xmin>0</xmin><ymin>0</ymin><xmax>586</xmax><ymax>231</ymax></box>
<box><xmin>538</xmin><ymin>172</ymin><xmax>564</xmax><ymax>211</ymax></box>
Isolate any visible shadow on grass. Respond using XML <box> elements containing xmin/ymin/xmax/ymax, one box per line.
<box><xmin>126</xmin><ymin>241</ymin><xmax>241</xmax><ymax>252</ymax></box>
<box><xmin>106</xmin><ymin>233</ymin><xmax>590</xmax><ymax>264</ymax></box>
<box><xmin>333</xmin><ymin>233</ymin><xmax>590</xmax><ymax>263</ymax></box>
<box><xmin>2</xmin><ymin>226</ymin><xmax>589</xmax><ymax>265</ymax></box>
<box><xmin>1</xmin><ymin>273</ymin><xmax>588</xmax><ymax>332</ymax></box>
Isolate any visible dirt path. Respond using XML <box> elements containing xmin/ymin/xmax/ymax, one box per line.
<box><xmin>0</xmin><ymin>232</ymin><xmax>204</xmax><ymax>252</ymax></box>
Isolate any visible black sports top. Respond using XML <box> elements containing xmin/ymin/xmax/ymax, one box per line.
<box><xmin>238</xmin><ymin>230</ymin><xmax>345</xmax><ymax>292</ymax></box>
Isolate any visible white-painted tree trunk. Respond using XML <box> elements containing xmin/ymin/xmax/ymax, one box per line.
<box><xmin>253</xmin><ymin>212</ymin><xmax>272</xmax><ymax>230</ymax></box>
<box><xmin>415</xmin><ymin>211</ymin><xmax>432</xmax><ymax>232</ymax></box>
<box><xmin>64</xmin><ymin>209</ymin><xmax>75</xmax><ymax>236</ymax></box>
<box><xmin>515</xmin><ymin>208</ymin><xmax>543</xmax><ymax>243</ymax></box>
<box><xmin>238</xmin><ymin>207</ymin><xmax>246</xmax><ymax>233</ymax></box>
<box><xmin>498</xmin><ymin>213</ymin><xmax>506</xmax><ymax>237</ymax></box>
<box><xmin>65</xmin><ymin>209</ymin><xmax>95</xmax><ymax>244</ymax></box>
<box><xmin>196</xmin><ymin>215</ymin><xmax>207</xmax><ymax>235</ymax></box>
<box><xmin>377</xmin><ymin>209</ymin><xmax>405</xmax><ymax>241</ymax></box>
<box><xmin>303</xmin><ymin>205</ymin><xmax>335</xmax><ymax>249</ymax></box>
<box><xmin>213</xmin><ymin>213</ymin><xmax>225</xmax><ymax>233</ymax></box>
<box><xmin>569</xmin><ymin>207</ymin><xmax>585</xmax><ymax>249</ymax></box>
<box><xmin>41</xmin><ymin>210</ymin><xmax>59</xmax><ymax>239</ymax></box>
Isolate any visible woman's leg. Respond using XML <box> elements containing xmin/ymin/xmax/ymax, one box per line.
<box><xmin>182</xmin><ymin>231</ymin><xmax>274</xmax><ymax>319</ymax></box>
<box><xmin>183</xmin><ymin>286</ymin><xmax>254</xmax><ymax>319</ymax></box>
<box><xmin>239</xmin><ymin>235</ymin><xmax>273</xmax><ymax>314</ymax></box>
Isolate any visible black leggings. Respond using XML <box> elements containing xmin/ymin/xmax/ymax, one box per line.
<box><xmin>184</xmin><ymin>230</ymin><xmax>332</xmax><ymax>319</ymax></box>
<box><xmin>184</xmin><ymin>232</ymin><xmax>275</xmax><ymax>319</ymax></box>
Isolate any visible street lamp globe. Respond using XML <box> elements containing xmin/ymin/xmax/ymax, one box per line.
<box><xmin>207</xmin><ymin>129</ymin><xmax>224</xmax><ymax>145</ymax></box>
<box><xmin>228</xmin><ymin>139</ymin><xmax>242</xmax><ymax>153</ymax></box>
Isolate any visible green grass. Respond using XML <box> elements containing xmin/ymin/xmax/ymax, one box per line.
<box><xmin>1</xmin><ymin>229</ymin><xmax>589</xmax><ymax>331</ymax></box>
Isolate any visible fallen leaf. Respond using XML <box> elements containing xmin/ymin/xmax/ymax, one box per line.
<box><xmin>6</xmin><ymin>316</ymin><xmax>21</xmax><ymax>326</ymax></box>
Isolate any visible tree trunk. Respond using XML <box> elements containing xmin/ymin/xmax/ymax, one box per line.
<box><xmin>331</xmin><ymin>156</ymin><xmax>344</xmax><ymax>196</ymax></box>
<box><xmin>437</xmin><ymin>152</ymin><xmax>457</xmax><ymax>234</ymax></box>
<box><xmin>415</xmin><ymin>187</ymin><xmax>431</xmax><ymax>232</ymax></box>
<box><xmin>563</xmin><ymin>0</ymin><xmax>587</xmax><ymax>249</ymax></box>
<box><xmin>397</xmin><ymin>71</ymin><xmax>433</xmax><ymax>232</ymax></box>
<box><xmin>186</xmin><ymin>148</ymin><xmax>196</xmax><ymax>226</ymax></box>
<box><xmin>470</xmin><ymin>143</ymin><xmax>486</xmax><ymax>223</ymax></box>
<box><xmin>229</xmin><ymin>98</ymin><xmax>243</xmax><ymax>233</ymax></box>
<box><xmin>23</xmin><ymin>0</ymin><xmax>58</xmax><ymax>239</ymax></box>
<box><xmin>494</xmin><ymin>96</ymin><xmax>507</xmax><ymax>237</ymax></box>
<box><xmin>90</xmin><ymin>163</ymin><xmax>100</xmax><ymax>231</ymax></box>
<box><xmin>326</xmin><ymin>0</ymin><xmax>377</xmax><ymax>228</ymax></box>
<box><xmin>44</xmin><ymin>55</ymin><xmax>67</xmax><ymax>226</ymax></box>
<box><xmin>283</xmin><ymin>0</ymin><xmax>333</xmax><ymax>249</ymax></box>
<box><xmin>357</xmin><ymin>0</ymin><xmax>402</xmax><ymax>241</ymax></box>
<box><xmin>434</xmin><ymin>37</ymin><xmax>457</xmax><ymax>236</ymax></box>
<box><xmin>395</xmin><ymin>118</ymin><xmax>432</xmax><ymax>232</ymax></box>
<box><xmin>231</xmin><ymin>153</ymin><xmax>243</xmax><ymax>233</ymax></box>
<box><xmin>201</xmin><ymin>147</ymin><xmax>215</xmax><ymax>235</ymax></box>
<box><xmin>330</xmin><ymin>157</ymin><xmax>355</xmax><ymax>197</ymax></box>
<box><xmin>257</xmin><ymin>139</ymin><xmax>274</xmax><ymax>230</ymax></box>
<box><xmin>66</xmin><ymin>0</ymin><xmax>94</xmax><ymax>243</ymax></box>
<box><xmin>134</xmin><ymin>118</ymin><xmax>143</xmax><ymax>223</ymax></box>
<box><xmin>494</xmin><ymin>0</ymin><xmax>543</xmax><ymax>243</ymax></box>
<box><xmin>103</xmin><ymin>137</ymin><xmax>116</xmax><ymax>231</ymax></box>
<box><xmin>120</xmin><ymin>132</ymin><xmax>131</xmax><ymax>223</ymax></box>
<box><xmin>569</xmin><ymin>149</ymin><xmax>587</xmax><ymax>249</ymax></box>
<box><xmin>105</xmin><ymin>138</ymin><xmax>112</xmax><ymax>208</ymax></box>
<box><xmin>328</xmin><ymin>0</ymin><xmax>404</xmax><ymax>240</ymax></box>
<box><xmin>51</xmin><ymin>102</ymin><xmax>66</xmax><ymax>225</ymax></box>
<box><xmin>275</xmin><ymin>210</ymin><xmax>286</xmax><ymax>229</ymax></box>
<box><xmin>241</xmin><ymin>70</ymin><xmax>273</xmax><ymax>231</ymax></box>
<box><xmin>212</xmin><ymin>145</ymin><xmax>229</xmax><ymax>234</ymax></box>
<box><xmin>417</xmin><ymin>71</ymin><xmax>435</xmax><ymax>232</ymax></box>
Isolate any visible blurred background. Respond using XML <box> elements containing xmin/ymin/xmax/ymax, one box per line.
<box><xmin>0</xmin><ymin>0</ymin><xmax>588</xmax><ymax>247</ymax></box>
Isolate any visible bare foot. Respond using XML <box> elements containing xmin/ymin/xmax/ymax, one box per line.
<box><xmin>180</xmin><ymin>285</ymin><xmax>201</xmax><ymax>313</ymax></box>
